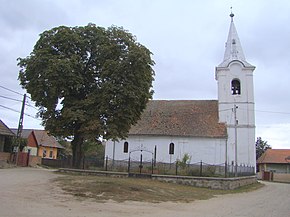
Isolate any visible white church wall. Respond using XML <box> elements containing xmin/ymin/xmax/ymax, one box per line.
<box><xmin>217</xmin><ymin>62</ymin><xmax>255</xmax><ymax>127</ymax></box>
<box><xmin>226</xmin><ymin>127</ymin><xmax>256</xmax><ymax>166</ymax></box>
<box><xmin>216</xmin><ymin>60</ymin><xmax>256</xmax><ymax>168</ymax></box>
<box><xmin>105</xmin><ymin>135</ymin><xmax>227</xmax><ymax>165</ymax></box>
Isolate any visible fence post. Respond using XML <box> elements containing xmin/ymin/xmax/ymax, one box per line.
<box><xmin>105</xmin><ymin>156</ymin><xmax>108</xmax><ymax>171</ymax></box>
<box><xmin>151</xmin><ymin>158</ymin><xmax>154</xmax><ymax>174</ymax></box>
<box><xmin>128</xmin><ymin>156</ymin><xmax>131</xmax><ymax>173</ymax></box>
<box><xmin>82</xmin><ymin>155</ymin><xmax>85</xmax><ymax>170</ymax></box>
<box><xmin>176</xmin><ymin>161</ymin><xmax>178</xmax><ymax>175</ymax></box>
<box><xmin>225</xmin><ymin>162</ymin><xmax>227</xmax><ymax>178</ymax></box>
<box><xmin>200</xmin><ymin>160</ymin><xmax>203</xmax><ymax>177</ymax></box>
<box><xmin>139</xmin><ymin>153</ymin><xmax>143</xmax><ymax>174</ymax></box>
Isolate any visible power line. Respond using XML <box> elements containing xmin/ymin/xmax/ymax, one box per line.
<box><xmin>255</xmin><ymin>109</ymin><xmax>290</xmax><ymax>115</ymax></box>
<box><xmin>0</xmin><ymin>104</ymin><xmax>20</xmax><ymax>113</ymax></box>
<box><xmin>221</xmin><ymin>107</ymin><xmax>290</xmax><ymax>116</ymax></box>
<box><xmin>219</xmin><ymin>108</ymin><xmax>233</xmax><ymax>112</ymax></box>
<box><xmin>0</xmin><ymin>104</ymin><xmax>40</xmax><ymax>120</ymax></box>
<box><xmin>0</xmin><ymin>95</ymin><xmax>23</xmax><ymax>103</ymax></box>
<box><xmin>0</xmin><ymin>94</ymin><xmax>38</xmax><ymax>110</ymax></box>
<box><xmin>25</xmin><ymin>100</ymin><xmax>38</xmax><ymax>110</ymax></box>
<box><xmin>0</xmin><ymin>85</ymin><xmax>23</xmax><ymax>96</ymax></box>
<box><xmin>0</xmin><ymin>84</ymin><xmax>32</xmax><ymax>99</ymax></box>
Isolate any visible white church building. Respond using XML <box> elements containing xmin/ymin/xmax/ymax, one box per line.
<box><xmin>105</xmin><ymin>13</ymin><xmax>256</xmax><ymax>169</ymax></box>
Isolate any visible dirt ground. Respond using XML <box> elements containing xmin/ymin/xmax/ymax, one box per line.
<box><xmin>0</xmin><ymin>167</ymin><xmax>289</xmax><ymax>217</ymax></box>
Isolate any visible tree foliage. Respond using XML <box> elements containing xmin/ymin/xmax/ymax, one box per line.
<box><xmin>256</xmin><ymin>137</ymin><xmax>271</xmax><ymax>160</ymax></box>
<box><xmin>18</xmin><ymin>24</ymin><xmax>155</xmax><ymax>168</ymax></box>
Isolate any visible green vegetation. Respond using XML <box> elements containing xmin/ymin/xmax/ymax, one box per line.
<box><xmin>18</xmin><ymin>24</ymin><xmax>155</xmax><ymax>168</ymax></box>
<box><xmin>54</xmin><ymin>174</ymin><xmax>264</xmax><ymax>203</ymax></box>
<box><xmin>256</xmin><ymin>137</ymin><xmax>271</xmax><ymax>160</ymax></box>
<box><xmin>177</xmin><ymin>153</ymin><xmax>192</xmax><ymax>169</ymax></box>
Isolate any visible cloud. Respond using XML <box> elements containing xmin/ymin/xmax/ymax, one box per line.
<box><xmin>257</xmin><ymin>123</ymin><xmax>290</xmax><ymax>149</ymax></box>
<box><xmin>0</xmin><ymin>0</ymin><xmax>290</xmax><ymax>149</ymax></box>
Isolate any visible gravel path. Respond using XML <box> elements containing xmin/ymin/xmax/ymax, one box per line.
<box><xmin>0</xmin><ymin>167</ymin><xmax>289</xmax><ymax>217</ymax></box>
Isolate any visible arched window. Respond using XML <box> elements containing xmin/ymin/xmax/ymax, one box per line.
<box><xmin>169</xmin><ymin>142</ymin><xmax>174</xmax><ymax>155</ymax></box>
<box><xmin>231</xmin><ymin>79</ymin><xmax>241</xmax><ymax>95</ymax></box>
<box><xmin>123</xmin><ymin>141</ymin><xmax>129</xmax><ymax>153</ymax></box>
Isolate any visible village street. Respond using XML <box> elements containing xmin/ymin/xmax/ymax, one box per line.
<box><xmin>0</xmin><ymin>167</ymin><xmax>289</xmax><ymax>217</ymax></box>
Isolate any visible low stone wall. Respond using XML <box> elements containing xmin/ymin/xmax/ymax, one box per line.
<box><xmin>29</xmin><ymin>156</ymin><xmax>42</xmax><ymax>167</ymax></box>
<box><xmin>58</xmin><ymin>168</ymin><xmax>256</xmax><ymax>190</ymax></box>
<box><xmin>151</xmin><ymin>174</ymin><xmax>257</xmax><ymax>190</ymax></box>
<box><xmin>257</xmin><ymin>171</ymin><xmax>290</xmax><ymax>183</ymax></box>
<box><xmin>273</xmin><ymin>173</ymin><xmax>290</xmax><ymax>183</ymax></box>
<box><xmin>0</xmin><ymin>152</ymin><xmax>14</xmax><ymax>168</ymax></box>
<box><xmin>59</xmin><ymin>168</ymin><xmax>128</xmax><ymax>178</ymax></box>
<box><xmin>0</xmin><ymin>152</ymin><xmax>10</xmax><ymax>162</ymax></box>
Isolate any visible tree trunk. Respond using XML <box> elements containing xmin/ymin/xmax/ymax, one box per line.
<box><xmin>71</xmin><ymin>132</ymin><xmax>84</xmax><ymax>169</ymax></box>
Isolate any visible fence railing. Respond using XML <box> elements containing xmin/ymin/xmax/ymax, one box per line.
<box><xmin>104</xmin><ymin>156</ymin><xmax>255</xmax><ymax>178</ymax></box>
<box><xmin>42</xmin><ymin>155</ymin><xmax>255</xmax><ymax>178</ymax></box>
<box><xmin>42</xmin><ymin>156</ymin><xmax>104</xmax><ymax>169</ymax></box>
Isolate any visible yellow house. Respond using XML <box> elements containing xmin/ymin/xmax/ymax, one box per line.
<box><xmin>11</xmin><ymin>129</ymin><xmax>64</xmax><ymax>160</ymax></box>
<box><xmin>27</xmin><ymin>130</ymin><xmax>64</xmax><ymax>159</ymax></box>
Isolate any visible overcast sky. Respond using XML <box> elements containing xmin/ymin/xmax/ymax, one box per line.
<box><xmin>1</xmin><ymin>0</ymin><xmax>290</xmax><ymax>149</ymax></box>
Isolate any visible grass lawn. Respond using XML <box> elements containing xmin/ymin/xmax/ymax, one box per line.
<box><xmin>54</xmin><ymin>173</ymin><xmax>263</xmax><ymax>203</ymax></box>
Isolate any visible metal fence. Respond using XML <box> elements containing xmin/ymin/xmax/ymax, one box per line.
<box><xmin>42</xmin><ymin>156</ymin><xmax>104</xmax><ymax>169</ymax></box>
<box><xmin>42</xmin><ymin>155</ymin><xmax>255</xmax><ymax>178</ymax></box>
<box><xmin>104</xmin><ymin>156</ymin><xmax>255</xmax><ymax>178</ymax></box>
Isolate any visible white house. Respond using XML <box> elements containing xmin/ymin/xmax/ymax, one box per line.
<box><xmin>105</xmin><ymin>13</ymin><xmax>256</xmax><ymax>168</ymax></box>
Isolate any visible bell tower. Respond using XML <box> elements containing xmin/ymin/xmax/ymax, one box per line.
<box><xmin>215</xmin><ymin>13</ymin><xmax>256</xmax><ymax>168</ymax></box>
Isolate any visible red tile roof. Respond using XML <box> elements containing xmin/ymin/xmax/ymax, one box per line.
<box><xmin>257</xmin><ymin>149</ymin><xmax>290</xmax><ymax>164</ymax></box>
<box><xmin>32</xmin><ymin>130</ymin><xmax>64</xmax><ymax>149</ymax></box>
<box><xmin>11</xmin><ymin>129</ymin><xmax>63</xmax><ymax>149</ymax></box>
<box><xmin>129</xmin><ymin>100</ymin><xmax>227</xmax><ymax>138</ymax></box>
<box><xmin>11</xmin><ymin>129</ymin><xmax>33</xmax><ymax>139</ymax></box>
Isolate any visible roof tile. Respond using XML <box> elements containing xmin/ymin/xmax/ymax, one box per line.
<box><xmin>258</xmin><ymin>149</ymin><xmax>290</xmax><ymax>164</ymax></box>
<box><xmin>0</xmin><ymin>120</ymin><xmax>15</xmax><ymax>136</ymax></box>
<box><xmin>32</xmin><ymin>130</ymin><xmax>64</xmax><ymax>149</ymax></box>
<box><xmin>129</xmin><ymin>100</ymin><xmax>227</xmax><ymax>138</ymax></box>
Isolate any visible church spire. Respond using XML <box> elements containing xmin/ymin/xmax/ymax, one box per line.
<box><xmin>219</xmin><ymin>12</ymin><xmax>253</xmax><ymax>67</ymax></box>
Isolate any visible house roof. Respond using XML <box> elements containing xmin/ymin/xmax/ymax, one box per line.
<box><xmin>11</xmin><ymin>129</ymin><xmax>34</xmax><ymax>139</ymax></box>
<box><xmin>11</xmin><ymin>128</ymin><xmax>64</xmax><ymax>149</ymax></box>
<box><xmin>0</xmin><ymin>119</ymin><xmax>15</xmax><ymax>136</ymax></box>
<box><xmin>129</xmin><ymin>100</ymin><xmax>227</xmax><ymax>138</ymax></box>
<box><xmin>257</xmin><ymin>149</ymin><xmax>290</xmax><ymax>164</ymax></box>
<box><xmin>32</xmin><ymin>130</ymin><xmax>64</xmax><ymax>149</ymax></box>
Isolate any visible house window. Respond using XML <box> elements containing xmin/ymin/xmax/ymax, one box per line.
<box><xmin>124</xmin><ymin>141</ymin><xmax>129</xmax><ymax>153</ymax></box>
<box><xmin>169</xmin><ymin>142</ymin><xmax>174</xmax><ymax>155</ymax></box>
<box><xmin>49</xmin><ymin>150</ymin><xmax>53</xmax><ymax>158</ymax></box>
<box><xmin>43</xmin><ymin>149</ymin><xmax>47</xmax><ymax>158</ymax></box>
<box><xmin>231</xmin><ymin>79</ymin><xmax>241</xmax><ymax>95</ymax></box>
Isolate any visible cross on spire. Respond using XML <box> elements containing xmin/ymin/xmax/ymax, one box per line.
<box><xmin>218</xmin><ymin>12</ymin><xmax>253</xmax><ymax>67</ymax></box>
<box><xmin>230</xmin><ymin>7</ymin><xmax>234</xmax><ymax>22</ymax></box>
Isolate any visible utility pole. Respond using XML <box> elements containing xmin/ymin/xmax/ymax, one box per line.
<box><xmin>233</xmin><ymin>104</ymin><xmax>238</xmax><ymax>177</ymax></box>
<box><xmin>15</xmin><ymin>94</ymin><xmax>26</xmax><ymax>165</ymax></box>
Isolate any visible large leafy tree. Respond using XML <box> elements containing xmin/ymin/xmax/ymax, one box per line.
<box><xmin>18</xmin><ymin>24</ymin><xmax>155</xmax><ymax>168</ymax></box>
<box><xmin>256</xmin><ymin>137</ymin><xmax>271</xmax><ymax>160</ymax></box>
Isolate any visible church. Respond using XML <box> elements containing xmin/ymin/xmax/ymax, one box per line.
<box><xmin>105</xmin><ymin>13</ymin><xmax>256</xmax><ymax>169</ymax></box>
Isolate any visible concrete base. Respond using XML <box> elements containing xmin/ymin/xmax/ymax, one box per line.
<box><xmin>59</xmin><ymin>168</ymin><xmax>257</xmax><ymax>190</ymax></box>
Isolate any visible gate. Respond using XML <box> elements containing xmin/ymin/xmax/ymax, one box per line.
<box><xmin>262</xmin><ymin>171</ymin><xmax>273</xmax><ymax>181</ymax></box>
<box><xmin>128</xmin><ymin>148</ymin><xmax>154</xmax><ymax>174</ymax></box>
<box><xmin>17</xmin><ymin>152</ymin><xmax>29</xmax><ymax>167</ymax></box>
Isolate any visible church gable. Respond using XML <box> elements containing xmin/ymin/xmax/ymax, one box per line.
<box><xmin>129</xmin><ymin>100</ymin><xmax>227</xmax><ymax>138</ymax></box>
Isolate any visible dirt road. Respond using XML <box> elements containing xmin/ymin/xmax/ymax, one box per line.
<box><xmin>0</xmin><ymin>167</ymin><xmax>289</xmax><ymax>217</ymax></box>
